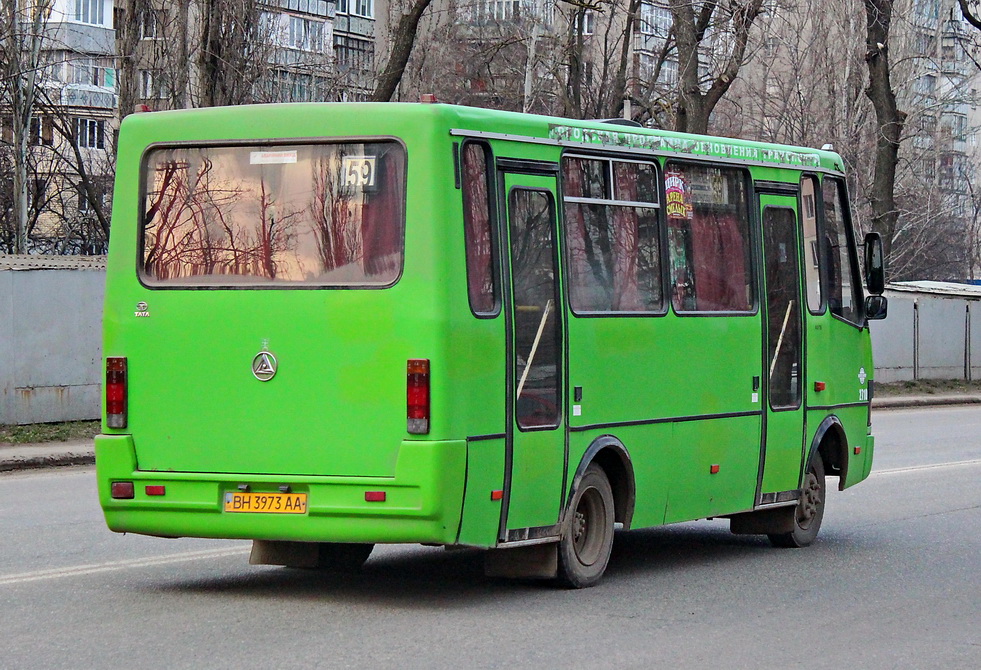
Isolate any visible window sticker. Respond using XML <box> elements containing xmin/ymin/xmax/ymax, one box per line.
<box><xmin>249</xmin><ymin>150</ymin><xmax>298</xmax><ymax>165</ymax></box>
<box><xmin>665</xmin><ymin>171</ymin><xmax>692</xmax><ymax>220</ymax></box>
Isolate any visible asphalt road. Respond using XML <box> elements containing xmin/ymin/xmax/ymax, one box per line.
<box><xmin>1</xmin><ymin>406</ymin><xmax>979</xmax><ymax>669</ymax></box>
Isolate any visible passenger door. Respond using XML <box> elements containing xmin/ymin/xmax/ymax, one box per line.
<box><xmin>759</xmin><ymin>193</ymin><xmax>807</xmax><ymax>495</ymax></box>
<box><xmin>499</xmin><ymin>169</ymin><xmax>566</xmax><ymax>540</ymax></box>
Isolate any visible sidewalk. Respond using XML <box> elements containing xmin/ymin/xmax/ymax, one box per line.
<box><xmin>3</xmin><ymin>393</ymin><xmax>981</xmax><ymax>472</ymax></box>
<box><xmin>871</xmin><ymin>393</ymin><xmax>981</xmax><ymax>409</ymax></box>
<box><xmin>0</xmin><ymin>438</ymin><xmax>95</xmax><ymax>472</ymax></box>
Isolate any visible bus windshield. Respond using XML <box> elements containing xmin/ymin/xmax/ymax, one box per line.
<box><xmin>141</xmin><ymin>141</ymin><xmax>405</xmax><ymax>287</ymax></box>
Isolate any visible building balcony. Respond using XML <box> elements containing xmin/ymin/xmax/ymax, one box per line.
<box><xmin>44</xmin><ymin>21</ymin><xmax>115</xmax><ymax>56</ymax></box>
<box><xmin>57</xmin><ymin>83</ymin><xmax>118</xmax><ymax>111</ymax></box>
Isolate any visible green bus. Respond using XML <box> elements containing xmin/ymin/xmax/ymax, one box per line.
<box><xmin>96</xmin><ymin>102</ymin><xmax>886</xmax><ymax>587</ymax></box>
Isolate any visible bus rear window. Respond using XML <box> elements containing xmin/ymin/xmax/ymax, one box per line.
<box><xmin>141</xmin><ymin>142</ymin><xmax>405</xmax><ymax>287</ymax></box>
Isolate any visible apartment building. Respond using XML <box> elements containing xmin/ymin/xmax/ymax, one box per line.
<box><xmin>1</xmin><ymin>0</ymin><xmax>116</xmax><ymax>253</ymax></box>
<box><xmin>120</xmin><ymin>0</ymin><xmax>376</xmax><ymax>110</ymax></box>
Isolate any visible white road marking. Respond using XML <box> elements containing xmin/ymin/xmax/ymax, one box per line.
<box><xmin>872</xmin><ymin>459</ymin><xmax>981</xmax><ymax>476</ymax></box>
<box><xmin>0</xmin><ymin>547</ymin><xmax>250</xmax><ymax>586</ymax></box>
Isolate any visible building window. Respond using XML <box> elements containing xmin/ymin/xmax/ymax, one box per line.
<box><xmin>29</xmin><ymin>117</ymin><xmax>54</xmax><ymax>146</ymax></box>
<box><xmin>289</xmin><ymin>15</ymin><xmax>326</xmax><ymax>52</ymax></box>
<box><xmin>75</xmin><ymin>118</ymin><xmax>106</xmax><ymax>149</ymax></box>
<box><xmin>71</xmin><ymin>58</ymin><xmax>114</xmax><ymax>88</ymax></box>
<box><xmin>75</xmin><ymin>0</ymin><xmax>105</xmax><ymax>25</ymax></box>
<box><xmin>334</xmin><ymin>35</ymin><xmax>374</xmax><ymax>72</ymax></box>
<box><xmin>78</xmin><ymin>184</ymin><xmax>92</xmax><ymax>212</ymax></box>
<box><xmin>351</xmin><ymin>0</ymin><xmax>373</xmax><ymax>17</ymax></box>
<box><xmin>140</xmin><ymin>70</ymin><xmax>168</xmax><ymax>99</ymax></box>
<box><xmin>339</xmin><ymin>0</ymin><xmax>373</xmax><ymax>17</ymax></box>
<box><xmin>639</xmin><ymin>3</ymin><xmax>671</xmax><ymax>38</ymax></box>
<box><xmin>140</xmin><ymin>9</ymin><xmax>162</xmax><ymax>39</ymax></box>
<box><xmin>470</xmin><ymin>0</ymin><xmax>553</xmax><ymax>23</ymax></box>
<box><xmin>29</xmin><ymin>179</ymin><xmax>47</xmax><ymax>208</ymax></box>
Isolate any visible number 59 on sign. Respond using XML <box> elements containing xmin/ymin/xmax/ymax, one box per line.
<box><xmin>343</xmin><ymin>156</ymin><xmax>376</xmax><ymax>188</ymax></box>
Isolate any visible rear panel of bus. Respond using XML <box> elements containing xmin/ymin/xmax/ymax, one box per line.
<box><xmin>96</xmin><ymin>104</ymin><xmax>506</xmax><ymax>546</ymax></box>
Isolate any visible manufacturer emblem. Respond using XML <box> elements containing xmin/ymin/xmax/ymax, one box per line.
<box><xmin>252</xmin><ymin>351</ymin><xmax>278</xmax><ymax>381</ymax></box>
<box><xmin>858</xmin><ymin>367</ymin><xmax>867</xmax><ymax>385</ymax></box>
<box><xmin>135</xmin><ymin>301</ymin><xmax>149</xmax><ymax>318</ymax></box>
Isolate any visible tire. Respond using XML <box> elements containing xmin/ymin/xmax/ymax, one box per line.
<box><xmin>557</xmin><ymin>464</ymin><xmax>615</xmax><ymax>588</ymax></box>
<box><xmin>768</xmin><ymin>456</ymin><xmax>826</xmax><ymax>548</ymax></box>
<box><xmin>312</xmin><ymin>542</ymin><xmax>374</xmax><ymax>571</ymax></box>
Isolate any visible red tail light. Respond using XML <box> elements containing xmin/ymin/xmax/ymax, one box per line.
<box><xmin>106</xmin><ymin>357</ymin><xmax>127</xmax><ymax>429</ymax></box>
<box><xmin>407</xmin><ymin>358</ymin><xmax>430</xmax><ymax>434</ymax></box>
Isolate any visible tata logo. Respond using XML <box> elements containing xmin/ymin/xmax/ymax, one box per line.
<box><xmin>252</xmin><ymin>351</ymin><xmax>278</xmax><ymax>382</ymax></box>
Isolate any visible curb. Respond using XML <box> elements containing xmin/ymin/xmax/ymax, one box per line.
<box><xmin>0</xmin><ymin>439</ymin><xmax>96</xmax><ymax>473</ymax></box>
<box><xmin>0</xmin><ymin>452</ymin><xmax>95</xmax><ymax>473</ymax></box>
<box><xmin>3</xmin><ymin>395</ymin><xmax>981</xmax><ymax>472</ymax></box>
<box><xmin>872</xmin><ymin>395</ymin><xmax>981</xmax><ymax>410</ymax></box>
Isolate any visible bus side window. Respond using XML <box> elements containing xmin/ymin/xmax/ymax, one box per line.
<box><xmin>461</xmin><ymin>142</ymin><xmax>498</xmax><ymax>315</ymax></box>
<box><xmin>821</xmin><ymin>178</ymin><xmax>861</xmax><ymax>324</ymax></box>
<box><xmin>801</xmin><ymin>175</ymin><xmax>823</xmax><ymax>313</ymax></box>
<box><xmin>665</xmin><ymin>162</ymin><xmax>753</xmax><ymax>313</ymax></box>
<box><xmin>562</xmin><ymin>155</ymin><xmax>662</xmax><ymax>313</ymax></box>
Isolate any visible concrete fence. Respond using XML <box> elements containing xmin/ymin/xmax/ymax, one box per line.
<box><xmin>1</xmin><ymin>259</ymin><xmax>979</xmax><ymax>425</ymax></box>
<box><xmin>870</xmin><ymin>282</ymin><xmax>981</xmax><ymax>383</ymax></box>
<box><xmin>1</xmin><ymin>256</ymin><xmax>106</xmax><ymax>425</ymax></box>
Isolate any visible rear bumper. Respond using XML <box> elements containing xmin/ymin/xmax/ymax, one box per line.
<box><xmin>95</xmin><ymin>435</ymin><xmax>467</xmax><ymax>545</ymax></box>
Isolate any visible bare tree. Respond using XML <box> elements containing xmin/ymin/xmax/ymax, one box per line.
<box><xmin>198</xmin><ymin>0</ymin><xmax>268</xmax><ymax>106</ymax></box>
<box><xmin>863</xmin><ymin>0</ymin><xmax>904</xmax><ymax>259</ymax></box>
<box><xmin>666</xmin><ymin>0</ymin><xmax>764</xmax><ymax>134</ymax></box>
<box><xmin>374</xmin><ymin>0</ymin><xmax>436</xmax><ymax>101</ymax></box>
<box><xmin>35</xmin><ymin>89</ymin><xmax>112</xmax><ymax>245</ymax></box>
<box><xmin>1</xmin><ymin>0</ymin><xmax>52</xmax><ymax>253</ymax></box>
<box><xmin>117</xmin><ymin>1</ymin><xmax>195</xmax><ymax>118</ymax></box>
<box><xmin>558</xmin><ymin>0</ymin><xmax>642</xmax><ymax>119</ymax></box>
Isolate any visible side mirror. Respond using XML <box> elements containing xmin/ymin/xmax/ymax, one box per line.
<box><xmin>864</xmin><ymin>232</ymin><xmax>885</xmax><ymax>295</ymax></box>
<box><xmin>865</xmin><ymin>295</ymin><xmax>888</xmax><ymax>320</ymax></box>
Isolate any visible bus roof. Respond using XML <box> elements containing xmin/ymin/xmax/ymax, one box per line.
<box><xmin>120</xmin><ymin>102</ymin><xmax>845</xmax><ymax>174</ymax></box>
<box><xmin>442</xmin><ymin>103</ymin><xmax>845</xmax><ymax>174</ymax></box>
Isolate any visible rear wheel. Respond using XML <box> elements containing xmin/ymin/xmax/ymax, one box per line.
<box><xmin>312</xmin><ymin>542</ymin><xmax>374</xmax><ymax>571</ymax></box>
<box><xmin>769</xmin><ymin>456</ymin><xmax>825</xmax><ymax>548</ymax></box>
<box><xmin>557</xmin><ymin>464</ymin><xmax>614</xmax><ymax>588</ymax></box>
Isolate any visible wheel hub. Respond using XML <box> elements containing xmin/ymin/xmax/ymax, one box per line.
<box><xmin>797</xmin><ymin>471</ymin><xmax>822</xmax><ymax>528</ymax></box>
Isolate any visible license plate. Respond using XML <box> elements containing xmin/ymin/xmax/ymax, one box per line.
<box><xmin>223</xmin><ymin>491</ymin><xmax>307</xmax><ymax>514</ymax></box>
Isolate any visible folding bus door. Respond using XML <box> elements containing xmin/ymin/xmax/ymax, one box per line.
<box><xmin>498</xmin><ymin>167</ymin><xmax>566</xmax><ymax>542</ymax></box>
<box><xmin>759</xmin><ymin>193</ymin><xmax>807</xmax><ymax>496</ymax></box>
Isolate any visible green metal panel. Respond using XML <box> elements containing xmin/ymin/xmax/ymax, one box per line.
<box><xmin>457</xmin><ymin>437</ymin><xmax>506</xmax><ymax>546</ymax></box>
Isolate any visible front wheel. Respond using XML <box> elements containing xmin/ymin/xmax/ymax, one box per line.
<box><xmin>769</xmin><ymin>456</ymin><xmax>826</xmax><ymax>548</ymax></box>
<box><xmin>557</xmin><ymin>464</ymin><xmax>615</xmax><ymax>588</ymax></box>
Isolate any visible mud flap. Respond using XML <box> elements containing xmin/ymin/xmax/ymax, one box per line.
<box><xmin>483</xmin><ymin>543</ymin><xmax>559</xmax><ymax>579</ymax></box>
<box><xmin>250</xmin><ymin>540</ymin><xmax>320</xmax><ymax>568</ymax></box>
<box><xmin>728</xmin><ymin>506</ymin><xmax>796</xmax><ymax>535</ymax></box>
